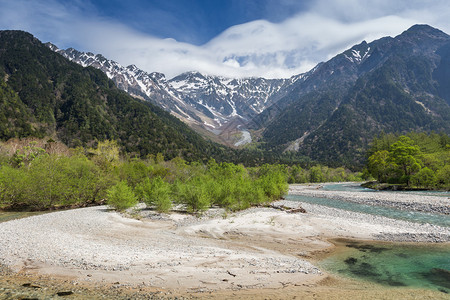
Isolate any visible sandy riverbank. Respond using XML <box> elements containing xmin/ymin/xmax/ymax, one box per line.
<box><xmin>0</xmin><ymin>184</ymin><xmax>449</xmax><ymax>299</ymax></box>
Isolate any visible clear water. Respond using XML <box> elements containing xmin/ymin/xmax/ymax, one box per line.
<box><xmin>286</xmin><ymin>194</ymin><xmax>450</xmax><ymax>227</ymax></box>
<box><xmin>286</xmin><ymin>184</ymin><xmax>450</xmax><ymax>227</ymax></box>
<box><xmin>320</xmin><ymin>240</ymin><xmax>450</xmax><ymax>293</ymax></box>
<box><xmin>322</xmin><ymin>182</ymin><xmax>450</xmax><ymax>197</ymax></box>
<box><xmin>292</xmin><ymin>183</ymin><xmax>450</xmax><ymax>293</ymax></box>
<box><xmin>0</xmin><ymin>211</ymin><xmax>47</xmax><ymax>223</ymax></box>
<box><xmin>321</xmin><ymin>183</ymin><xmax>373</xmax><ymax>192</ymax></box>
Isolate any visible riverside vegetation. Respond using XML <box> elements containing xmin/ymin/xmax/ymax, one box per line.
<box><xmin>2</xmin><ymin>132</ymin><xmax>447</xmax><ymax>213</ymax></box>
<box><xmin>0</xmin><ymin>138</ymin><xmax>363</xmax><ymax>213</ymax></box>
<box><xmin>366</xmin><ymin>132</ymin><xmax>450</xmax><ymax>190</ymax></box>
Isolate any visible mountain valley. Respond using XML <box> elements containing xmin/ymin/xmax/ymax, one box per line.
<box><xmin>2</xmin><ymin>25</ymin><xmax>450</xmax><ymax>167</ymax></box>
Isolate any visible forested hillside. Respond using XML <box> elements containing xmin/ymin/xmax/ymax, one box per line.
<box><xmin>0</xmin><ymin>30</ymin><xmax>233</xmax><ymax>162</ymax></box>
<box><xmin>258</xmin><ymin>25</ymin><xmax>450</xmax><ymax>167</ymax></box>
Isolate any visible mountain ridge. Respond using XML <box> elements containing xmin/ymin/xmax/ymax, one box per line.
<box><xmin>8</xmin><ymin>25</ymin><xmax>450</xmax><ymax>167</ymax></box>
<box><xmin>0</xmin><ymin>30</ymin><xmax>235</xmax><ymax>162</ymax></box>
<box><xmin>46</xmin><ymin>43</ymin><xmax>308</xmax><ymax>146</ymax></box>
<box><xmin>260</xmin><ymin>24</ymin><xmax>450</xmax><ymax>166</ymax></box>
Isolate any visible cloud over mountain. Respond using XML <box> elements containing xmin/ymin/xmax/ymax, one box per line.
<box><xmin>1</xmin><ymin>0</ymin><xmax>449</xmax><ymax>78</ymax></box>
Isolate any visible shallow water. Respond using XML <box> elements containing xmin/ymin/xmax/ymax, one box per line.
<box><xmin>300</xmin><ymin>183</ymin><xmax>450</xmax><ymax>293</ymax></box>
<box><xmin>323</xmin><ymin>182</ymin><xmax>450</xmax><ymax>197</ymax></box>
<box><xmin>321</xmin><ymin>183</ymin><xmax>373</xmax><ymax>192</ymax></box>
<box><xmin>286</xmin><ymin>193</ymin><xmax>450</xmax><ymax>227</ymax></box>
<box><xmin>0</xmin><ymin>210</ymin><xmax>47</xmax><ymax>223</ymax></box>
<box><xmin>287</xmin><ymin>182</ymin><xmax>450</xmax><ymax>227</ymax></box>
<box><xmin>320</xmin><ymin>240</ymin><xmax>450</xmax><ymax>293</ymax></box>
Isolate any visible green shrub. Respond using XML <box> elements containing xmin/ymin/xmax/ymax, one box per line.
<box><xmin>117</xmin><ymin>159</ymin><xmax>151</xmax><ymax>188</ymax></box>
<box><xmin>177</xmin><ymin>178</ymin><xmax>210</xmax><ymax>212</ymax></box>
<box><xmin>106</xmin><ymin>181</ymin><xmax>138</xmax><ymax>211</ymax></box>
<box><xmin>0</xmin><ymin>165</ymin><xmax>28</xmax><ymax>207</ymax></box>
<box><xmin>0</xmin><ymin>154</ymin><xmax>108</xmax><ymax>209</ymax></box>
<box><xmin>411</xmin><ymin>167</ymin><xmax>437</xmax><ymax>188</ymax></box>
<box><xmin>309</xmin><ymin>166</ymin><xmax>325</xmax><ymax>183</ymax></box>
<box><xmin>136</xmin><ymin>176</ymin><xmax>172</xmax><ymax>212</ymax></box>
<box><xmin>436</xmin><ymin>165</ymin><xmax>450</xmax><ymax>189</ymax></box>
<box><xmin>10</xmin><ymin>143</ymin><xmax>47</xmax><ymax>168</ymax></box>
<box><xmin>256</xmin><ymin>164</ymin><xmax>288</xmax><ymax>200</ymax></box>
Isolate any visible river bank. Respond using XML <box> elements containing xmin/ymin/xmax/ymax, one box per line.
<box><xmin>289</xmin><ymin>183</ymin><xmax>450</xmax><ymax>215</ymax></box>
<box><xmin>0</xmin><ymin>183</ymin><xmax>449</xmax><ymax>299</ymax></box>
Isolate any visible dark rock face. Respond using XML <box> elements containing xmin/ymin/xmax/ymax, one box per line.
<box><xmin>260</xmin><ymin>25</ymin><xmax>450</xmax><ymax>166</ymax></box>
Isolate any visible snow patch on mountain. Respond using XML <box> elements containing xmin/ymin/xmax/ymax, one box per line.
<box><xmin>46</xmin><ymin>42</ymin><xmax>309</xmax><ymax>144</ymax></box>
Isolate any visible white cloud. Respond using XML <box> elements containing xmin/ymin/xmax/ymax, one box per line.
<box><xmin>0</xmin><ymin>0</ymin><xmax>449</xmax><ymax>79</ymax></box>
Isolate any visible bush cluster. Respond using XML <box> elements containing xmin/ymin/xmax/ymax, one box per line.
<box><xmin>0</xmin><ymin>153</ymin><xmax>107</xmax><ymax>210</ymax></box>
<box><xmin>0</xmin><ymin>140</ymin><xmax>289</xmax><ymax>212</ymax></box>
<box><xmin>286</xmin><ymin>165</ymin><xmax>363</xmax><ymax>184</ymax></box>
<box><xmin>115</xmin><ymin>158</ymin><xmax>288</xmax><ymax>213</ymax></box>
<box><xmin>366</xmin><ymin>132</ymin><xmax>450</xmax><ymax>189</ymax></box>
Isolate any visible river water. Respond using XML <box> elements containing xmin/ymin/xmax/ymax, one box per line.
<box><xmin>285</xmin><ymin>193</ymin><xmax>450</xmax><ymax>227</ymax></box>
<box><xmin>288</xmin><ymin>183</ymin><xmax>450</xmax><ymax>293</ymax></box>
<box><xmin>320</xmin><ymin>240</ymin><xmax>450</xmax><ymax>293</ymax></box>
<box><xmin>0</xmin><ymin>210</ymin><xmax>48</xmax><ymax>223</ymax></box>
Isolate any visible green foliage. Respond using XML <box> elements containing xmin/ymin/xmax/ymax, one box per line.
<box><xmin>256</xmin><ymin>164</ymin><xmax>289</xmax><ymax>201</ymax></box>
<box><xmin>176</xmin><ymin>177</ymin><xmax>211</xmax><ymax>213</ymax></box>
<box><xmin>116</xmin><ymin>158</ymin><xmax>151</xmax><ymax>188</ymax></box>
<box><xmin>0</xmin><ymin>138</ymin><xmax>293</xmax><ymax>212</ymax></box>
<box><xmin>436</xmin><ymin>165</ymin><xmax>450</xmax><ymax>189</ymax></box>
<box><xmin>366</xmin><ymin>132</ymin><xmax>449</xmax><ymax>189</ymax></box>
<box><xmin>286</xmin><ymin>164</ymin><xmax>361</xmax><ymax>184</ymax></box>
<box><xmin>0</xmin><ymin>165</ymin><xmax>28</xmax><ymax>207</ymax></box>
<box><xmin>309</xmin><ymin>166</ymin><xmax>325</xmax><ymax>183</ymax></box>
<box><xmin>11</xmin><ymin>143</ymin><xmax>47</xmax><ymax>167</ymax></box>
<box><xmin>88</xmin><ymin>140</ymin><xmax>120</xmax><ymax>170</ymax></box>
<box><xmin>368</xmin><ymin>150</ymin><xmax>390</xmax><ymax>182</ymax></box>
<box><xmin>106</xmin><ymin>181</ymin><xmax>138</xmax><ymax>211</ymax></box>
<box><xmin>0</xmin><ymin>154</ymin><xmax>107</xmax><ymax>209</ymax></box>
<box><xmin>388</xmin><ymin>136</ymin><xmax>422</xmax><ymax>183</ymax></box>
<box><xmin>136</xmin><ymin>177</ymin><xmax>171</xmax><ymax>213</ymax></box>
<box><xmin>411</xmin><ymin>167</ymin><xmax>436</xmax><ymax>188</ymax></box>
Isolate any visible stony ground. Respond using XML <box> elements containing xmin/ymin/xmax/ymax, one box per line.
<box><xmin>0</xmin><ymin>183</ymin><xmax>449</xmax><ymax>299</ymax></box>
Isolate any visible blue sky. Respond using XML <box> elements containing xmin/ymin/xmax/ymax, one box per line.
<box><xmin>86</xmin><ymin>0</ymin><xmax>310</xmax><ymax>45</ymax></box>
<box><xmin>1</xmin><ymin>0</ymin><xmax>449</xmax><ymax>78</ymax></box>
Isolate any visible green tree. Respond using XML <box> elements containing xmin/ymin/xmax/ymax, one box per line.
<box><xmin>136</xmin><ymin>176</ymin><xmax>172</xmax><ymax>213</ymax></box>
<box><xmin>368</xmin><ymin>150</ymin><xmax>390</xmax><ymax>182</ymax></box>
<box><xmin>309</xmin><ymin>165</ymin><xmax>324</xmax><ymax>183</ymax></box>
<box><xmin>411</xmin><ymin>167</ymin><xmax>436</xmax><ymax>188</ymax></box>
<box><xmin>436</xmin><ymin>165</ymin><xmax>450</xmax><ymax>189</ymax></box>
<box><xmin>89</xmin><ymin>140</ymin><xmax>120</xmax><ymax>170</ymax></box>
<box><xmin>177</xmin><ymin>178</ymin><xmax>210</xmax><ymax>213</ymax></box>
<box><xmin>106</xmin><ymin>181</ymin><xmax>138</xmax><ymax>211</ymax></box>
<box><xmin>11</xmin><ymin>142</ymin><xmax>47</xmax><ymax>168</ymax></box>
<box><xmin>388</xmin><ymin>136</ymin><xmax>422</xmax><ymax>185</ymax></box>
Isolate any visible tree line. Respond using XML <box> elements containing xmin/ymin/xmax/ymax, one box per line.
<box><xmin>0</xmin><ymin>138</ymin><xmax>364</xmax><ymax>212</ymax></box>
<box><xmin>0</xmin><ymin>139</ymin><xmax>288</xmax><ymax>212</ymax></box>
<box><xmin>366</xmin><ymin>132</ymin><xmax>449</xmax><ymax>189</ymax></box>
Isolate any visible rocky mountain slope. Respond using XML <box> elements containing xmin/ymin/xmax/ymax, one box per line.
<box><xmin>259</xmin><ymin>25</ymin><xmax>450</xmax><ymax>166</ymax></box>
<box><xmin>45</xmin><ymin>25</ymin><xmax>450</xmax><ymax>167</ymax></box>
<box><xmin>47</xmin><ymin>44</ymin><xmax>306</xmax><ymax>145</ymax></box>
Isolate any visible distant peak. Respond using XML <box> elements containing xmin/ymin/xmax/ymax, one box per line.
<box><xmin>44</xmin><ymin>42</ymin><xmax>59</xmax><ymax>51</ymax></box>
<box><xmin>401</xmin><ymin>24</ymin><xmax>449</xmax><ymax>39</ymax></box>
<box><xmin>408</xmin><ymin>24</ymin><xmax>437</xmax><ymax>32</ymax></box>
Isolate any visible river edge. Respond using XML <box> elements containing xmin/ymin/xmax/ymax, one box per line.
<box><xmin>1</xmin><ymin>183</ymin><xmax>449</xmax><ymax>299</ymax></box>
<box><xmin>1</xmin><ymin>239</ymin><xmax>449</xmax><ymax>299</ymax></box>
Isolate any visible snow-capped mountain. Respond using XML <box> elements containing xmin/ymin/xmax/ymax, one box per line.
<box><xmin>46</xmin><ymin>43</ymin><xmax>307</xmax><ymax>138</ymax></box>
<box><xmin>168</xmin><ymin>71</ymin><xmax>306</xmax><ymax>126</ymax></box>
